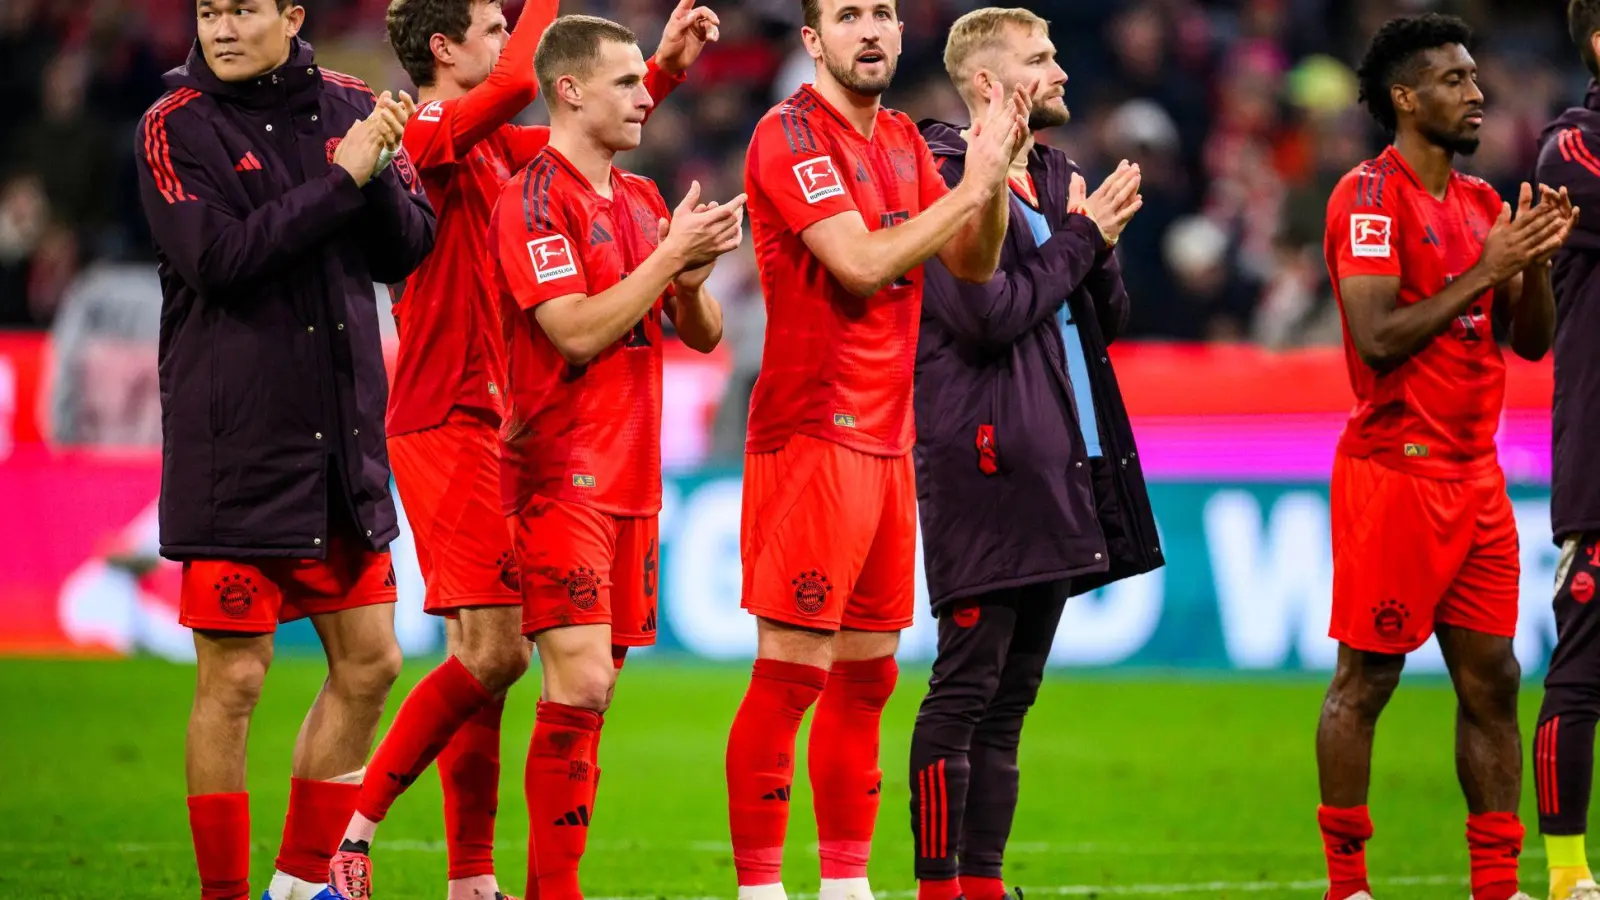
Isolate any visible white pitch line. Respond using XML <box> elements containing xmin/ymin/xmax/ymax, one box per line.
<box><xmin>588</xmin><ymin>875</ymin><xmax>1469</xmax><ymax>900</ymax></box>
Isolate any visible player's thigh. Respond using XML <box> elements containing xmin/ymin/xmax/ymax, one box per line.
<box><xmin>1436</xmin><ymin>474</ymin><xmax>1520</xmax><ymax>641</ymax></box>
<box><xmin>608</xmin><ymin>516</ymin><xmax>660</xmax><ymax>647</ymax></box>
<box><xmin>391</xmin><ymin>413</ymin><xmax>521</xmax><ymax>614</ymax></box>
<box><xmin>844</xmin><ymin>451</ymin><xmax>918</xmax><ymax>635</ymax></box>
<box><xmin>1328</xmin><ymin>453</ymin><xmax>1473</xmax><ymax>654</ymax></box>
<box><xmin>180</xmin><ymin>557</ymin><xmax>290</xmax><ymax>634</ymax></box>
<box><xmin>741</xmin><ymin>435</ymin><xmax>883</xmax><ymax>632</ymax></box>
<box><xmin>512</xmin><ymin>496</ymin><xmax>617</xmax><ymax>639</ymax></box>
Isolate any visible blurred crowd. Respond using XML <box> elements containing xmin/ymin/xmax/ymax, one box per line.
<box><xmin>0</xmin><ymin>0</ymin><xmax>1587</xmax><ymax>358</ymax></box>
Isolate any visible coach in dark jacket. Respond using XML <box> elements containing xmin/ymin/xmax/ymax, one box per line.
<box><xmin>906</xmin><ymin>10</ymin><xmax>1162</xmax><ymax>899</ymax></box>
<box><xmin>138</xmin><ymin>36</ymin><xmax>435</xmax><ymax>561</ymax></box>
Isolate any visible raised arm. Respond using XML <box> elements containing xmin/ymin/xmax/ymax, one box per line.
<box><xmin>407</xmin><ymin>0</ymin><xmax>556</xmax><ymax>168</ymax></box>
<box><xmin>136</xmin><ymin>99</ymin><xmax>379</xmax><ymax>296</ymax></box>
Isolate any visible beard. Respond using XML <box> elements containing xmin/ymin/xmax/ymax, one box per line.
<box><xmin>1421</xmin><ymin>119</ymin><xmax>1480</xmax><ymax>156</ymax></box>
<box><xmin>1028</xmin><ymin>100</ymin><xmax>1070</xmax><ymax>131</ymax></box>
<box><xmin>823</xmin><ymin>47</ymin><xmax>897</xmax><ymax>97</ymax></box>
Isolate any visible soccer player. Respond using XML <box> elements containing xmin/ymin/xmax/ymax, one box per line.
<box><xmin>1316</xmin><ymin>13</ymin><xmax>1575</xmax><ymax>900</ymax></box>
<box><xmin>724</xmin><ymin>1</ymin><xmax>1028</xmax><ymax>899</ymax></box>
<box><xmin>134</xmin><ymin>2</ymin><xmax>435</xmax><ymax>900</ymax></box>
<box><xmin>329</xmin><ymin>1</ymin><xmax>717</xmax><ymax>896</ymax></box>
<box><xmin>1530</xmin><ymin>3</ymin><xmax>1600</xmax><ymax>898</ymax></box>
<box><xmin>908</xmin><ymin>10</ymin><xmax>1160</xmax><ymax>900</ymax></box>
<box><xmin>488</xmin><ymin>14</ymin><xmax>745</xmax><ymax>900</ymax></box>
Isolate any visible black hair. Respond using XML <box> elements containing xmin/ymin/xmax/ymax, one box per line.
<box><xmin>1355</xmin><ymin>13</ymin><xmax>1474</xmax><ymax>133</ymax></box>
<box><xmin>1571</xmin><ymin>0</ymin><xmax>1600</xmax><ymax>77</ymax></box>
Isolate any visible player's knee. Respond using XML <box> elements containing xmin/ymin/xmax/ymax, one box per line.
<box><xmin>200</xmin><ymin>645</ymin><xmax>272</xmax><ymax>717</ymax></box>
<box><xmin>1460</xmin><ymin>650</ymin><xmax>1521</xmax><ymax>718</ymax></box>
<box><xmin>461</xmin><ymin>635</ymin><xmax>531</xmax><ymax>693</ymax></box>
<box><xmin>330</xmin><ymin>637</ymin><xmax>404</xmax><ymax>704</ymax></box>
<box><xmin>558</xmin><ymin>661</ymin><xmax>617</xmax><ymax>713</ymax></box>
<box><xmin>1331</xmin><ymin>660</ymin><xmax>1402</xmax><ymax>721</ymax></box>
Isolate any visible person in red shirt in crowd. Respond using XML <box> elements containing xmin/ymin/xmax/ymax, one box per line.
<box><xmin>328</xmin><ymin>2</ymin><xmax>718</xmax><ymax>899</ymax></box>
<box><xmin>1314</xmin><ymin>13</ymin><xmax>1575</xmax><ymax>900</ymax></box>
<box><xmin>487</xmin><ymin>13</ymin><xmax>744</xmax><ymax>900</ymax></box>
<box><xmin>722</xmin><ymin>2</ymin><xmax>1028</xmax><ymax>900</ymax></box>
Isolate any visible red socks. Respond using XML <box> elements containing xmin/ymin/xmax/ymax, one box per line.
<box><xmin>437</xmin><ymin>692</ymin><xmax>506</xmax><ymax>881</ymax></box>
<box><xmin>810</xmin><ymin>656</ymin><xmax>898</xmax><ymax>879</ymax></box>
<box><xmin>919</xmin><ymin>878</ymin><xmax>964</xmax><ymax>900</ymax></box>
<box><xmin>189</xmin><ymin>792</ymin><xmax>250</xmax><ymax>900</ymax></box>
<box><xmin>1467</xmin><ymin>812</ymin><xmax>1524</xmax><ymax>900</ymax></box>
<box><xmin>357</xmin><ymin>655</ymin><xmax>493</xmax><ymax>825</ymax></box>
<box><xmin>961</xmin><ymin>875</ymin><xmax>1007</xmax><ymax>900</ymax></box>
<box><xmin>276</xmin><ymin>778</ymin><xmax>360</xmax><ymax>883</ymax></box>
<box><xmin>525</xmin><ymin>701</ymin><xmax>603</xmax><ymax>900</ymax></box>
<box><xmin>726</xmin><ymin>659</ymin><xmax>829</xmax><ymax>886</ymax></box>
<box><xmin>1318</xmin><ymin>804</ymin><xmax>1373</xmax><ymax>900</ymax></box>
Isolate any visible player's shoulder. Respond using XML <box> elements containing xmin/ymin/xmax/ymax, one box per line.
<box><xmin>140</xmin><ymin>87</ymin><xmax>208</xmax><ymax>132</ymax></box>
<box><xmin>1451</xmin><ymin>169</ymin><xmax>1500</xmax><ymax>205</ymax></box>
<box><xmin>753</xmin><ymin>87</ymin><xmax>835</xmax><ymax>154</ymax></box>
<box><xmin>318</xmin><ymin>67</ymin><xmax>379</xmax><ymax>113</ymax></box>
<box><xmin>1330</xmin><ymin>151</ymin><xmax>1407</xmax><ymax>211</ymax></box>
<box><xmin>498</xmin><ymin>150</ymin><xmax>578</xmax><ymax>231</ymax></box>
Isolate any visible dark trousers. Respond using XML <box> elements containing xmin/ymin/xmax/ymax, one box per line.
<box><xmin>908</xmin><ymin>580</ymin><xmax>1069</xmax><ymax>881</ymax></box>
<box><xmin>1537</xmin><ymin>533</ymin><xmax>1600</xmax><ymax>836</ymax></box>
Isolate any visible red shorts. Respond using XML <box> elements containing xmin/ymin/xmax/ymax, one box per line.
<box><xmin>1329</xmin><ymin>452</ymin><xmax>1520</xmax><ymax>654</ymax></box>
<box><xmin>390</xmin><ymin>408</ymin><xmax>520</xmax><ymax>616</ymax></box>
<box><xmin>178</xmin><ymin>530</ymin><xmax>396</xmax><ymax>634</ymax></box>
<box><xmin>740</xmin><ymin>434</ymin><xmax>916</xmax><ymax>632</ymax></box>
<box><xmin>511</xmin><ymin>496</ymin><xmax>659</xmax><ymax>646</ymax></box>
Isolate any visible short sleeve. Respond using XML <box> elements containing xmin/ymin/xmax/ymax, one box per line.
<box><xmin>748</xmin><ymin>113</ymin><xmax>858</xmax><ymax>235</ymax></box>
<box><xmin>496</xmin><ymin>171</ymin><xmax>589</xmax><ymax>310</ymax></box>
<box><xmin>1327</xmin><ymin>173</ymin><xmax>1403</xmax><ymax>280</ymax></box>
<box><xmin>912</xmin><ymin>128</ymin><xmax>950</xmax><ymax>211</ymax></box>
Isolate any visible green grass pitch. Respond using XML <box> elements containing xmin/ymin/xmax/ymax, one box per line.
<box><xmin>0</xmin><ymin>657</ymin><xmax>1581</xmax><ymax>899</ymax></box>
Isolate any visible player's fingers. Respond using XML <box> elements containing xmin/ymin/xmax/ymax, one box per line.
<box><xmin>677</xmin><ymin>180</ymin><xmax>703</xmax><ymax>213</ymax></box>
<box><xmin>658</xmin><ymin>217</ymin><xmax>670</xmax><ymax>243</ymax></box>
<box><xmin>1496</xmin><ymin>201</ymin><xmax>1512</xmax><ymax>224</ymax></box>
<box><xmin>1516</xmin><ymin>181</ymin><xmax>1534</xmax><ymax>215</ymax></box>
<box><xmin>673</xmin><ymin>0</ymin><xmax>694</xmax><ymax>18</ymax></box>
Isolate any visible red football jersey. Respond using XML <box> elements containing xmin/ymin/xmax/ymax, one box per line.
<box><xmin>743</xmin><ymin>85</ymin><xmax>950</xmax><ymax>457</ymax></box>
<box><xmin>490</xmin><ymin>147</ymin><xmax>670</xmax><ymax>517</ymax></box>
<box><xmin>386</xmin><ymin>0</ymin><xmax>682</xmax><ymax>436</ymax></box>
<box><xmin>1324</xmin><ymin>145</ymin><xmax>1507</xmax><ymax>478</ymax></box>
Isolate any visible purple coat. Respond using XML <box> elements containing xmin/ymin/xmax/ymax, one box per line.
<box><xmin>1537</xmin><ymin>80</ymin><xmax>1600</xmax><ymax>544</ymax></box>
<box><xmin>913</xmin><ymin>120</ymin><xmax>1162</xmax><ymax>609</ymax></box>
<box><xmin>135</xmin><ymin>39</ymin><xmax>436</xmax><ymax>560</ymax></box>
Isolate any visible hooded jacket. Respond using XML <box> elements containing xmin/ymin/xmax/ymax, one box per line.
<box><xmin>913</xmin><ymin>119</ymin><xmax>1163</xmax><ymax>609</ymax></box>
<box><xmin>134</xmin><ymin>38</ymin><xmax>436</xmax><ymax>560</ymax></box>
<box><xmin>1536</xmin><ymin>79</ymin><xmax>1600</xmax><ymax>544</ymax></box>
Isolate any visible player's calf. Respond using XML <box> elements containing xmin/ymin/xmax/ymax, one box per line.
<box><xmin>1316</xmin><ymin>646</ymin><xmax>1403</xmax><ymax>900</ymax></box>
<box><xmin>188</xmin><ymin>633</ymin><xmax>273</xmax><ymax>900</ymax></box>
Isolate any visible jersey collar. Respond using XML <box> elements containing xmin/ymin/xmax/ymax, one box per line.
<box><xmin>542</xmin><ymin>145</ymin><xmax>616</xmax><ymax>201</ymax></box>
<box><xmin>800</xmin><ymin>82</ymin><xmax>886</xmax><ymax>139</ymax></box>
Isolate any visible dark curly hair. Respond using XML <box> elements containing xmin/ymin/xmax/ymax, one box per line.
<box><xmin>1572</xmin><ymin>0</ymin><xmax>1600</xmax><ymax>77</ymax></box>
<box><xmin>387</xmin><ymin>0</ymin><xmax>494</xmax><ymax>88</ymax></box>
<box><xmin>1355</xmin><ymin>13</ymin><xmax>1475</xmax><ymax>134</ymax></box>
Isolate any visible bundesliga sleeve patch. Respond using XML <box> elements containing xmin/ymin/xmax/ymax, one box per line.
<box><xmin>1349</xmin><ymin>213</ymin><xmax>1392</xmax><ymax>258</ymax></box>
<box><xmin>793</xmin><ymin>156</ymin><xmax>846</xmax><ymax>204</ymax></box>
<box><xmin>416</xmin><ymin>100</ymin><xmax>444</xmax><ymax>123</ymax></box>
<box><xmin>527</xmin><ymin>235</ymin><xmax>578</xmax><ymax>284</ymax></box>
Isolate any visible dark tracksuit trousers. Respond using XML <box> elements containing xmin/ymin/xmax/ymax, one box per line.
<box><xmin>908</xmin><ymin>580</ymin><xmax>1070</xmax><ymax>881</ymax></box>
<box><xmin>1536</xmin><ymin>533</ymin><xmax>1600</xmax><ymax>835</ymax></box>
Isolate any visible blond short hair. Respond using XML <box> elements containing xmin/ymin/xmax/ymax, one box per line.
<box><xmin>943</xmin><ymin>8</ymin><xmax>1050</xmax><ymax>99</ymax></box>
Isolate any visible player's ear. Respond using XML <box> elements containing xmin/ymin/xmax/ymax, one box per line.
<box><xmin>557</xmin><ymin>73</ymin><xmax>583</xmax><ymax>109</ymax></box>
<box><xmin>430</xmin><ymin>31</ymin><xmax>453</xmax><ymax>68</ymax></box>
<box><xmin>801</xmin><ymin>25</ymin><xmax>823</xmax><ymax>62</ymax></box>
<box><xmin>1390</xmin><ymin>83</ymin><xmax>1415</xmax><ymax>119</ymax></box>
<box><xmin>281</xmin><ymin>4</ymin><xmax>305</xmax><ymax>37</ymax></box>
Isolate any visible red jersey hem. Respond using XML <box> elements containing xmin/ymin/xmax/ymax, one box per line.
<box><xmin>1333</xmin><ymin>439</ymin><xmax>1499</xmax><ymax>482</ymax></box>
<box><xmin>745</xmin><ymin>426</ymin><xmax>912</xmax><ymax>459</ymax></box>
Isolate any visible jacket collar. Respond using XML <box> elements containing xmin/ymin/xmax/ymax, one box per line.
<box><xmin>1587</xmin><ymin>78</ymin><xmax>1600</xmax><ymax>112</ymax></box>
<box><xmin>165</xmin><ymin>37</ymin><xmax>324</xmax><ymax>111</ymax></box>
<box><xmin>917</xmin><ymin>117</ymin><xmax>1055</xmax><ymax>167</ymax></box>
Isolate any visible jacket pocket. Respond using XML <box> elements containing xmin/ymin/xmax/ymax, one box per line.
<box><xmin>975</xmin><ymin>424</ymin><xmax>998</xmax><ymax>476</ymax></box>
